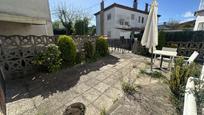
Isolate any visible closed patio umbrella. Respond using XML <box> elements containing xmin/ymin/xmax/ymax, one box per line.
<box><xmin>141</xmin><ymin>0</ymin><xmax>158</xmax><ymax>71</ymax></box>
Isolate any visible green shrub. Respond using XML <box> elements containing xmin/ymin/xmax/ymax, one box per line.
<box><xmin>75</xmin><ymin>52</ymin><xmax>85</xmax><ymax>64</ymax></box>
<box><xmin>157</xmin><ymin>31</ymin><xmax>166</xmax><ymax>50</ymax></box>
<box><xmin>169</xmin><ymin>57</ymin><xmax>190</xmax><ymax>96</ymax></box>
<box><xmin>33</xmin><ymin>44</ymin><xmax>62</xmax><ymax>73</ymax></box>
<box><xmin>84</xmin><ymin>41</ymin><xmax>95</xmax><ymax>61</ymax></box>
<box><xmin>169</xmin><ymin>57</ymin><xmax>200</xmax><ymax>98</ymax></box>
<box><xmin>169</xmin><ymin>57</ymin><xmax>201</xmax><ymax>113</ymax></box>
<box><xmin>57</xmin><ymin>35</ymin><xmax>77</xmax><ymax>65</ymax></box>
<box><xmin>95</xmin><ymin>36</ymin><xmax>109</xmax><ymax>57</ymax></box>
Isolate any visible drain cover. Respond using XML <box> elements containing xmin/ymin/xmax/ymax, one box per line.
<box><xmin>63</xmin><ymin>102</ymin><xmax>86</xmax><ymax>115</ymax></box>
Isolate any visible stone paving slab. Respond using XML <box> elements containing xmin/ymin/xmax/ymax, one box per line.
<box><xmin>6</xmin><ymin>52</ymin><xmax>167</xmax><ymax>115</ymax></box>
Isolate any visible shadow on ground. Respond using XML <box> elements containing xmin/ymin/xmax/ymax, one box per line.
<box><xmin>6</xmin><ymin>55</ymin><xmax>120</xmax><ymax>103</ymax></box>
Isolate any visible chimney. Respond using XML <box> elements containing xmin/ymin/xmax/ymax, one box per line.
<box><xmin>145</xmin><ymin>3</ymin><xmax>149</xmax><ymax>12</ymax></box>
<box><xmin>100</xmin><ymin>0</ymin><xmax>104</xmax><ymax>35</ymax></box>
<box><xmin>133</xmin><ymin>0</ymin><xmax>138</xmax><ymax>9</ymax></box>
<box><xmin>101</xmin><ymin>0</ymin><xmax>104</xmax><ymax>10</ymax></box>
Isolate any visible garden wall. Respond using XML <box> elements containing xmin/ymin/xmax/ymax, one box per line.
<box><xmin>0</xmin><ymin>35</ymin><xmax>96</xmax><ymax>79</ymax></box>
<box><xmin>133</xmin><ymin>31</ymin><xmax>204</xmax><ymax>62</ymax></box>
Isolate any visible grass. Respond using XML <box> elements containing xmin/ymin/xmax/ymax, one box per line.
<box><xmin>122</xmin><ymin>81</ymin><xmax>140</xmax><ymax>95</ymax></box>
<box><xmin>113</xmin><ymin>98</ymin><xmax>119</xmax><ymax>104</ymax></box>
<box><xmin>140</xmin><ymin>69</ymin><xmax>165</xmax><ymax>79</ymax></box>
<box><xmin>100</xmin><ymin>107</ymin><xmax>107</xmax><ymax>115</ymax></box>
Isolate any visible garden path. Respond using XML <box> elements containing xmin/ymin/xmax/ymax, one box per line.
<box><xmin>6</xmin><ymin>51</ymin><xmax>176</xmax><ymax>115</ymax></box>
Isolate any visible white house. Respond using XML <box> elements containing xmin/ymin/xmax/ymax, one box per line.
<box><xmin>95</xmin><ymin>0</ymin><xmax>159</xmax><ymax>39</ymax></box>
<box><xmin>194</xmin><ymin>0</ymin><xmax>204</xmax><ymax>31</ymax></box>
<box><xmin>0</xmin><ymin>0</ymin><xmax>53</xmax><ymax>36</ymax></box>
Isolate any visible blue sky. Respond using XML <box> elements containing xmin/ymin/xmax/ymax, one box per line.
<box><xmin>49</xmin><ymin>0</ymin><xmax>200</xmax><ymax>25</ymax></box>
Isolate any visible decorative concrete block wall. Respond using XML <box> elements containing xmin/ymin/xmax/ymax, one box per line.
<box><xmin>0</xmin><ymin>35</ymin><xmax>97</xmax><ymax>79</ymax></box>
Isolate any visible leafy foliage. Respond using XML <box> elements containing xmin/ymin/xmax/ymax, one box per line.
<box><xmin>96</xmin><ymin>36</ymin><xmax>109</xmax><ymax>57</ymax></box>
<box><xmin>88</xmin><ymin>25</ymin><xmax>96</xmax><ymax>36</ymax></box>
<box><xmin>52</xmin><ymin>21</ymin><xmax>61</xmax><ymax>30</ymax></box>
<box><xmin>194</xmin><ymin>78</ymin><xmax>204</xmax><ymax>114</ymax></box>
<box><xmin>33</xmin><ymin>44</ymin><xmax>62</xmax><ymax>73</ymax></box>
<box><xmin>157</xmin><ymin>31</ymin><xmax>166</xmax><ymax>50</ymax></box>
<box><xmin>165</xmin><ymin>31</ymin><xmax>204</xmax><ymax>42</ymax></box>
<box><xmin>75</xmin><ymin>52</ymin><xmax>84</xmax><ymax>64</ymax></box>
<box><xmin>84</xmin><ymin>41</ymin><xmax>95</xmax><ymax>61</ymax></box>
<box><xmin>169</xmin><ymin>57</ymin><xmax>198</xmax><ymax>96</ymax></box>
<box><xmin>74</xmin><ymin>18</ymin><xmax>89</xmax><ymax>35</ymax></box>
<box><xmin>169</xmin><ymin>57</ymin><xmax>201</xmax><ymax>113</ymax></box>
<box><xmin>58</xmin><ymin>35</ymin><xmax>77</xmax><ymax>65</ymax></box>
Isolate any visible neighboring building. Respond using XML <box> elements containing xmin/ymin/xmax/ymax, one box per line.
<box><xmin>95</xmin><ymin>0</ymin><xmax>155</xmax><ymax>39</ymax></box>
<box><xmin>159</xmin><ymin>20</ymin><xmax>195</xmax><ymax>32</ymax></box>
<box><xmin>0</xmin><ymin>0</ymin><xmax>53</xmax><ymax>36</ymax></box>
<box><xmin>179</xmin><ymin>20</ymin><xmax>195</xmax><ymax>30</ymax></box>
<box><xmin>194</xmin><ymin>0</ymin><xmax>204</xmax><ymax>31</ymax></box>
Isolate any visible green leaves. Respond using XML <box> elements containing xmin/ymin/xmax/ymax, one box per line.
<box><xmin>96</xmin><ymin>36</ymin><xmax>109</xmax><ymax>57</ymax></box>
<box><xmin>33</xmin><ymin>44</ymin><xmax>62</xmax><ymax>73</ymax></box>
<box><xmin>58</xmin><ymin>35</ymin><xmax>77</xmax><ymax>65</ymax></box>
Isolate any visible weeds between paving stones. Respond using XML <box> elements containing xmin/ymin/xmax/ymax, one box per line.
<box><xmin>122</xmin><ymin>81</ymin><xmax>140</xmax><ymax>95</ymax></box>
<box><xmin>100</xmin><ymin>107</ymin><xmax>107</xmax><ymax>115</ymax></box>
<box><xmin>140</xmin><ymin>69</ymin><xmax>165</xmax><ymax>79</ymax></box>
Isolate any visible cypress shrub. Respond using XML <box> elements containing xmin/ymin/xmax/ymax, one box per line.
<box><xmin>95</xmin><ymin>36</ymin><xmax>109</xmax><ymax>57</ymax></box>
<box><xmin>57</xmin><ymin>35</ymin><xmax>77</xmax><ymax>65</ymax></box>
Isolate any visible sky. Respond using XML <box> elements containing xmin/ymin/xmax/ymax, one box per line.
<box><xmin>49</xmin><ymin>0</ymin><xmax>201</xmax><ymax>25</ymax></box>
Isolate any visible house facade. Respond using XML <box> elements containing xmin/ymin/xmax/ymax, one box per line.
<box><xmin>194</xmin><ymin>0</ymin><xmax>204</xmax><ymax>31</ymax></box>
<box><xmin>0</xmin><ymin>0</ymin><xmax>53</xmax><ymax>36</ymax></box>
<box><xmin>95</xmin><ymin>1</ymin><xmax>151</xmax><ymax>39</ymax></box>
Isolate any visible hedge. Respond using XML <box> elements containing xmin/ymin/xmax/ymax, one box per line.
<box><xmin>135</xmin><ymin>30</ymin><xmax>204</xmax><ymax>43</ymax></box>
<box><xmin>163</xmin><ymin>30</ymin><xmax>204</xmax><ymax>42</ymax></box>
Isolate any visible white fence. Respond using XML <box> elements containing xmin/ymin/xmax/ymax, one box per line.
<box><xmin>183</xmin><ymin>77</ymin><xmax>197</xmax><ymax>115</ymax></box>
<box><xmin>183</xmin><ymin>65</ymin><xmax>204</xmax><ymax>115</ymax></box>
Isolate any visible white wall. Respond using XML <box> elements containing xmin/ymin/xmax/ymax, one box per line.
<box><xmin>114</xmin><ymin>7</ymin><xmax>148</xmax><ymax>39</ymax></box>
<box><xmin>194</xmin><ymin>11</ymin><xmax>204</xmax><ymax>31</ymax></box>
<box><xmin>104</xmin><ymin>8</ymin><xmax>116</xmax><ymax>39</ymax></box>
<box><xmin>96</xmin><ymin>15</ymin><xmax>101</xmax><ymax>36</ymax></box>
<box><xmin>96</xmin><ymin>6</ymin><xmax>148</xmax><ymax>39</ymax></box>
<box><xmin>0</xmin><ymin>0</ymin><xmax>53</xmax><ymax>35</ymax></box>
<box><xmin>0</xmin><ymin>21</ymin><xmax>53</xmax><ymax>36</ymax></box>
<box><xmin>0</xmin><ymin>0</ymin><xmax>51</xmax><ymax>20</ymax></box>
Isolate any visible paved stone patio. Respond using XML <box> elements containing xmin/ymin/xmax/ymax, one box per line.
<box><xmin>6</xmin><ymin>51</ymin><xmax>174</xmax><ymax>115</ymax></box>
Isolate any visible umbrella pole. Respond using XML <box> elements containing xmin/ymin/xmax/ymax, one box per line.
<box><xmin>151</xmin><ymin>47</ymin><xmax>153</xmax><ymax>71</ymax></box>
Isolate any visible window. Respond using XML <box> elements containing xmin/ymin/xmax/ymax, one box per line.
<box><xmin>107</xmin><ymin>14</ymin><xmax>111</xmax><ymax>20</ymax></box>
<box><xmin>138</xmin><ymin>16</ymin><xmax>141</xmax><ymax>23</ymax></box>
<box><xmin>142</xmin><ymin>17</ymin><xmax>144</xmax><ymax>24</ymax></box>
<box><xmin>107</xmin><ymin>31</ymin><xmax>111</xmax><ymax>37</ymax></box>
<box><xmin>198</xmin><ymin>22</ymin><xmax>204</xmax><ymax>30</ymax></box>
<box><xmin>131</xmin><ymin>14</ymin><xmax>135</xmax><ymax>20</ymax></box>
<box><xmin>119</xmin><ymin>19</ymin><xmax>124</xmax><ymax>25</ymax></box>
<box><xmin>125</xmin><ymin>22</ymin><xmax>129</xmax><ymax>26</ymax></box>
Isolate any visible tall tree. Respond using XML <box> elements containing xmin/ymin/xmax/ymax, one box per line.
<box><xmin>56</xmin><ymin>4</ymin><xmax>90</xmax><ymax>35</ymax></box>
<box><xmin>88</xmin><ymin>25</ymin><xmax>96</xmax><ymax>36</ymax></box>
<box><xmin>52</xmin><ymin>21</ymin><xmax>61</xmax><ymax>30</ymax></box>
<box><xmin>57</xmin><ymin>6</ymin><xmax>77</xmax><ymax>35</ymax></box>
<box><xmin>74</xmin><ymin>17</ymin><xmax>89</xmax><ymax>35</ymax></box>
